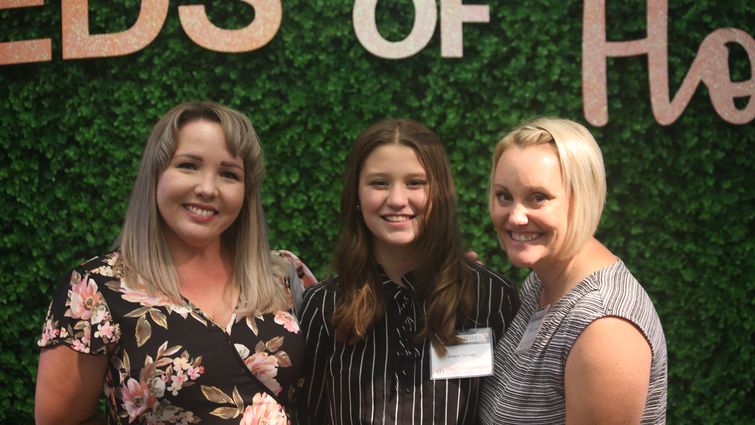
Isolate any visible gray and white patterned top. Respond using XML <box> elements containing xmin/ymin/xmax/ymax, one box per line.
<box><xmin>479</xmin><ymin>260</ymin><xmax>667</xmax><ymax>424</ymax></box>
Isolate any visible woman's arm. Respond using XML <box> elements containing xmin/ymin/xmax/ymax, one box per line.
<box><xmin>564</xmin><ymin>317</ymin><xmax>652</xmax><ymax>425</ymax></box>
<box><xmin>35</xmin><ymin>345</ymin><xmax>109</xmax><ymax>425</ymax></box>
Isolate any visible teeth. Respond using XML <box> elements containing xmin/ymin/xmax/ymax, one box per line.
<box><xmin>186</xmin><ymin>205</ymin><xmax>215</xmax><ymax>216</ymax></box>
<box><xmin>511</xmin><ymin>232</ymin><xmax>540</xmax><ymax>242</ymax></box>
<box><xmin>384</xmin><ymin>215</ymin><xmax>411</xmax><ymax>222</ymax></box>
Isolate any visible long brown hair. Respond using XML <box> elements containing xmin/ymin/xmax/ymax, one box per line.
<box><xmin>119</xmin><ymin>101</ymin><xmax>288</xmax><ymax>316</ymax></box>
<box><xmin>332</xmin><ymin>118</ymin><xmax>476</xmax><ymax>353</ymax></box>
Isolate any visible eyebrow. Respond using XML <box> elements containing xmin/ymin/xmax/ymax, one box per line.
<box><xmin>492</xmin><ymin>183</ymin><xmax>550</xmax><ymax>193</ymax></box>
<box><xmin>173</xmin><ymin>153</ymin><xmax>244</xmax><ymax>169</ymax></box>
<box><xmin>363</xmin><ymin>171</ymin><xmax>427</xmax><ymax>178</ymax></box>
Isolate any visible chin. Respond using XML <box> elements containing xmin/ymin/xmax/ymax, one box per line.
<box><xmin>508</xmin><ymin>258</ymin><xmax>535</xmax><ymax>269</ymax></box>
<box><xmin>504</xmin><ymin>250</ymin><xmax>540</xmax><ymax>269</ymax></box>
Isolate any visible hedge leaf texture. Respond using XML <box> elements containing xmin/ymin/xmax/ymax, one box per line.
<box><xmin>1</xmin><ymin>1</ymin><xmax>752</xmax><ymax>422</ymax></box>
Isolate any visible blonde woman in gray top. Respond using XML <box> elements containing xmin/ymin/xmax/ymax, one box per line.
<box><xmin>478</xmin><ymin>118</ymin><xmax>667</xmax><ymax>424</ymax></box>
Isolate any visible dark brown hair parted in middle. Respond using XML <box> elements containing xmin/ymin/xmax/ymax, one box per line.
<box><xmin>332</xmin><ymin>118</ymin><xmax>477</xmax><ymax>354</ymax></box>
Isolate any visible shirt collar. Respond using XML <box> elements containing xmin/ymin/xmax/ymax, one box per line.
<box><xmin>377</xmin><ymin>265</ymin><xmax>416</xmax><ymax>292</ymax></box>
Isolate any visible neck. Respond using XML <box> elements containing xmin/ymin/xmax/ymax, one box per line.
<box><xmin>167</xmin><ymin>239</ymin><xmax>234</xmax><ymax>291</ymax></box>
<box><xmin>167</xmin><ymin>238</ymin><xmax>225</xmax><ymax>266</ymax></box>
<box><xmin>374</xmin><ymin>244</ymin><xmax>419</xmax><ymax>284</ymax></box>
<box><xmin>168</xmin><ymin>241</ymin><xmax>239</xmax><ymax>328</ymax></box>
<box><xmin>534</xmin><ymin>238</ymin><xmax>616</xmax><ymax>307</ymax></box>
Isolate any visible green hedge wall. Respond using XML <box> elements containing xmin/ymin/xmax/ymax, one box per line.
<box><xmin>1</xmin><ymin>1</ymin><xmax>752</xmax><ymax>423</ymax></box>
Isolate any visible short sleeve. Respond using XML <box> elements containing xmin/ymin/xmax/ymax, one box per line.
<box><xmin>38</xmin><ymin>266</ymin><xmax>119</xmax><ymax>356</ymax></box>
<box><xmin>271</xmin><ymin>249</ymin><xmax>318</xmax><ymax>316</ymax></box>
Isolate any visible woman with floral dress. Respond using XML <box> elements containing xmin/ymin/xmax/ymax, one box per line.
<box><xmin>35</xmin><ymin>102</ymin><xmax>312</xmax><ymax>424</ymax></box>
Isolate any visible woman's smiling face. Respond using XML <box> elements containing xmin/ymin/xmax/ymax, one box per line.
<box><xmin>490</xmin><ymin>143</ymin><xmax>571</xmax><ymax>270</ymax></box>
<box><xmin>358</xmin><ymin>144</ymin><xmax>428</xmax><ymax>258</ymax></box>
<box><xmin>156</xmin><ymin>119</ymin><xmax>245</xmax><ymax>254</ymax></box>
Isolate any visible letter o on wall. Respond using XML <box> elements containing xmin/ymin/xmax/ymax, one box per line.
<box><xmin>353</xmin><ymin>0</ymin><xmax>437</xmax><ymax>60</ymax></box>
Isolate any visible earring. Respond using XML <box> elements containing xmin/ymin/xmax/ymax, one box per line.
<box><xmin>356</xmin><ymin>203</ymin><xmax>361</xmax><ymax>211</ymax></box>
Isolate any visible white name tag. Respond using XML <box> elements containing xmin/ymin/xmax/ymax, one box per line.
<box><xmin>430</xmin><ymin>327</ymin><xmax>494</xmax><ymax>380</ymax></box>
<box><xmin>515</xmin><ymin>304</ymin><xmax>550</xmax><ymax>353</ymax></box>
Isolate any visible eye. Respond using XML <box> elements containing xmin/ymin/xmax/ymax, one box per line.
<box><xmin>531</xmin><ymin>193</ymin><xmax>550</xmax><ymax>204</ymax></box>
<box><xmin>221</xmin><ymin>170</ymin><xmax>242</xmax><ymax>181</ymax></box>
<box><xmin>369</xmin><ymin>179</ymin><xmax>389</xmax><ymax>188</ymax></box>
<box><xmin>495</xmin><ymin>191</ymin><xmax>512</xmax><ymax>204</ymax></box>
<box><xmin>407</xmin><ymin>179</ymin><xmax>427</xmax><ymax>189</ymax></box>
<box><xmin>176</xmin><ymin>161</ymin><xmax>197</xmax><ymax>170</ymax></box>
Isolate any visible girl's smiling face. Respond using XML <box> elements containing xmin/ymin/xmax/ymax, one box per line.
<box><xmin>358</xmin><ymin>144</ymin><xmax>428</xmax><ymax>258</ymax></box>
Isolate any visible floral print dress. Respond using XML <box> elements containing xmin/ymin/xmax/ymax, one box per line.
<box><xmin>38</xmin><ymin>251</ymin><xmax>306</xmax><ymax>425</ymax></box>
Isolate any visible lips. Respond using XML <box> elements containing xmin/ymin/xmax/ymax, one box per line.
<box><xmin>509</xmin><ymin>231</ymin><xmax>542</xmax><ymax>242</ymax></box>
<box><xmin>382</xmin><ymin>215</ymin><xmax>414</xmax><ymax>223</ymax></box>
<box><xmin>184</xmin><ymin>204</ymin><xmax>217</xmax><ymax>217</ymax></box>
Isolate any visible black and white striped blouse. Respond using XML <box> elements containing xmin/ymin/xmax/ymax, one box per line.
<box><xmin>297</xmin><ymin>263</ymin><xmax>519</xmax><ymax>425</ymax></box>
<box><xmin>478</xmin><ymin>260</ymin><xmax>667</xmax><ymax>424</ymax></box>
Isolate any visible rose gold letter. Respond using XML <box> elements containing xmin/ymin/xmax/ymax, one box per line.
<box><xmin>686</xmin><ymin>29</ymin><xmax>754</xmax><ymax>125</ymax></box>
<box><xmin>583</xmin><ymin>0</ymin><xmax>754</xmax><ymax>126</ymax></box>
<box><xmin>62</xmin><ymin>0</ymin><xmax>168</xmax><ymax>59</ymax></box>
<box><xmin>178</xmin><ymin>0</ymin><xmax>282</xmax><ymax>52</ymax></box>
<box><xmin>583</xmin><ymin>0</ymin><xmax>671</xmax><ymax>126</ymax></box>
<box><xmin>0</xmin><ymin>0</ymin><xmax>51</xmax><ymax>65</ymax></box>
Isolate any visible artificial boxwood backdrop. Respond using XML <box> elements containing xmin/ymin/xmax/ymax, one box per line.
<box><xmin>1</xmin><ymin>1</ymin><xmax>752</xmax><ymax>423</ymax></box>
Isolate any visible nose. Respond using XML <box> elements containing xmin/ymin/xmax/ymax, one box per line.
<box><xmin>386</xmin><ymin>184</ymin><xmax>408</xmax><ymax>207</ymax></box>
<box><xmin>194</xmin><ymin>172</ymin><xmax>218</xmax><ymax>199</ymax></box>
<box><xmin>507</xmin><ymin>202</ymin><xmax>528</xmax><ymax>226</ymax></box>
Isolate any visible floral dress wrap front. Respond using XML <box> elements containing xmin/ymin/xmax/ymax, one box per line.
<box><xmin>38</xmin><ymin>251</ymin><xmax>307</xmax><ymax>425</ymax></box>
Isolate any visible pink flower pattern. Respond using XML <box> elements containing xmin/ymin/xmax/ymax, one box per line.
<box><xmin>66</xmin><ymin>272</ymin><xmax>104</xmax><ymax>321</ymax></box>
<box><xmin>244</xmin><ymin>352</ymin><xmax>282</xmax><ymax>395</ymax></box>
<box><xmin>274</xmin><ymin>311</ymin><xmax>300</xmax><ymax>334</ymax></box>
<box><xmin>38</xmin><ymin>250</ymin><xmax>306</xmax><ymax>423</ymax></box>
<box><xmin>121</xmin><ymin>378</ymin><xmax>156</xmax><ymax>422</ymax></box>
<box><xmin>239</xmin><ymin>393</ymin><xmax>288</xmax><ymax>425</ymax></box>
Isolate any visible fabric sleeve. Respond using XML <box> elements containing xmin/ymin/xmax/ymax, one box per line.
<box><xmin>37</xmin><ymin>267</ymin><xmax>119</xmax><ymax>356</ymax></box>
<box><xmin>271</xmin><ymin>249</ymin><xmax>318</xmax><ymax>316</ymax></box>
<box><xmin>295</xmin><ymin>284</ymin><xmax>334</xmax><ymax>425</ymax></box>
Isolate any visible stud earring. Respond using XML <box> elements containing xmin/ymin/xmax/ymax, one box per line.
<box><xmin>356</xmin><ymin>203</ymin><xmax>361</xmax><ymax>211</ymax></box>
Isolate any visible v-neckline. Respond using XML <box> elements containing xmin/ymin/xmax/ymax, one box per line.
<box><xmin>179</xmin><ymin>294</ymin><xmax>240</xmax><ymax>333</ymax></box>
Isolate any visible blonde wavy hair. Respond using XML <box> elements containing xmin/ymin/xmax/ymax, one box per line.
<box><xmin>489</xmin><ymin>117</ymin><xmax>606</xmax><ymax>259</ymax></box>
<box><xmin>118</xmin><ymin>101</ymin><xmax>287</xmax><ymax>316</ymax></box>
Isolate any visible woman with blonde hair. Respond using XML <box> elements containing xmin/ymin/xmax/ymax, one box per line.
<box><xmin>478</xmin><ymin>117</ymin><xmax>667</xmax><ymax>424</ymax></box>
<box><xmin>36</xmin><ymin>101</ymin><xmax>306</xmax><ymax>424</ymax></box>
<box><xmin>298</xmin><ymin>118</ymin><xmax>519</xmax><ymax>424</ymax></box>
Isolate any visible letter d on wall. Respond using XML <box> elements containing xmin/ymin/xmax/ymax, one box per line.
<box><xmin>354</xmin><ymin>0</ymin><xmax>437</xmax><ymax>59</ymax></box>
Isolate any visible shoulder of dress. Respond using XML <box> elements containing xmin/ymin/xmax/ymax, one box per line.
<box><xmin>75</xmin><ymin>250</ymin><xmax>123</xmax><ymax>278</ymax></box>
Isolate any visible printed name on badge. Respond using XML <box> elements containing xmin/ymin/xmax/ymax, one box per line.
<box><xmin>430</xmin><ymin>327</ymin><xmax>494</xmax><ymax>380</ymax></box>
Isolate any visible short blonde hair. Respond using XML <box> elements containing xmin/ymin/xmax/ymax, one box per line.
<box><xmin>119</xmin><ymin>101</ymin><xmax>287</xmax><ymax>316</ymax></box>
<box><xmin>489</xmin><ymin>117</ymin><xmax>606</xmax><ymax>259</ymax></box>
